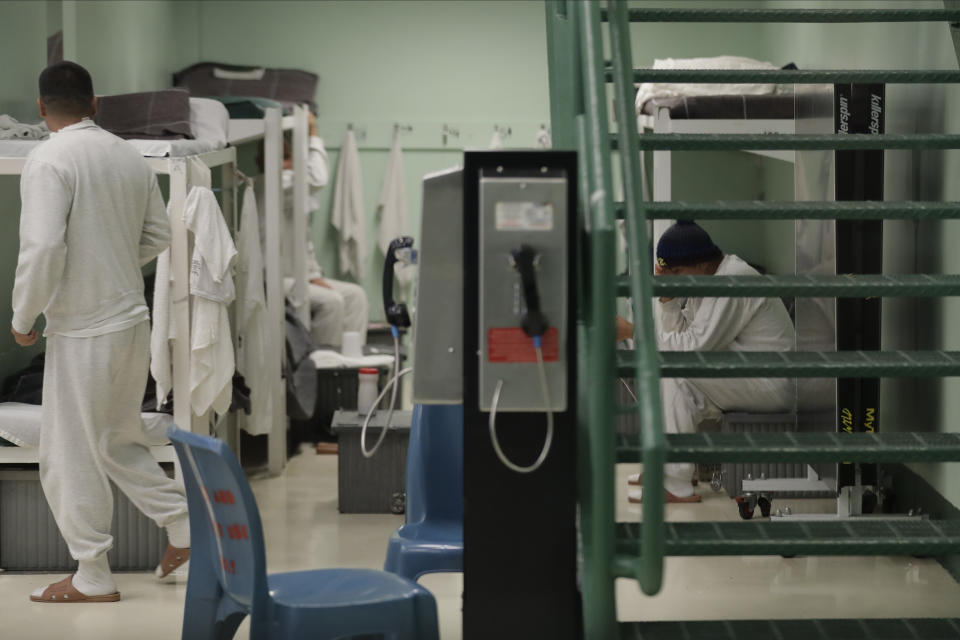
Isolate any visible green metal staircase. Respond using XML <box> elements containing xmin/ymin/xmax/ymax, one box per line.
<box><xmin>545</xmin><ymin>3</ymin><xmax>960</xmax><ymax>638</ymax></box>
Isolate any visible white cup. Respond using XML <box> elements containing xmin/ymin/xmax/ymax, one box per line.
<box><xmin>341</xmin><ymin>331</ymin><xmax>363</xmax><ymax>358</ymax></box>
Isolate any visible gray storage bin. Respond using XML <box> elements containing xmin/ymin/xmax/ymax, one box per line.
<box><xmin>331</xmin><ymin>410</ymin><xmax>411</xmax><ymax>514</ymax></box>
<box><xmin>721</xmin><ymin>413</ymin><xmax>833</xmax><ymax>499</ymax></box>
<box><xmin>0</xmin><ymin>467</ymin><xmax>169</xmax><ymax>571</ymax></box>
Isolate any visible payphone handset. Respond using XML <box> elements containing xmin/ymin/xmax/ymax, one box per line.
<box><xmin>382</xmin><ymin>235</ymin><xmax>415</xmax><ymax>330</ymax></box>
<box><xmin>360</xmin><ymin>236</ymin><xmax>417</xmax><ymax>459</ymax></box>
<box><xmin>479</xmin><ymin>174</ymin><xmax>569</xmax><ymax>473</ymax></box>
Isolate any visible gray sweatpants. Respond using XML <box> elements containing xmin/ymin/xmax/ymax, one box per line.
<box><xmin>40</xmin><ymin>321</ymin><xmax>188</xmax><ymax>562</ymax></box>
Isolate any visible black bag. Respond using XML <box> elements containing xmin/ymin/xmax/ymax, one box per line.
<box><xmin>0</xmin><ymin>353</ymin><xmax>45</xmax><ymax>405</ymax></box>
<box><xmin>283</xmin><ymin>304</ymin><xmax>318</xmax><ymax>420</ymax></box>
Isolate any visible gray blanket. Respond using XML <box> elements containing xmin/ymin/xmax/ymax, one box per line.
<box><xmin>94</xmin><ymin>89</ymin><xmax>193</xmax><ymax>140</ymax></box>
<box><xmin>173</xmin><ymin>61</ymin><xmax>318</xmax><ymax>113</ymax></box>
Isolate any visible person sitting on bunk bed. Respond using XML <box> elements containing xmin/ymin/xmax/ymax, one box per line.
<box><xmin>263</xmin><ymin>112</ymin><xmax>370</xmax><ymax>348</ymax></box>
<box><xmin>615</xmin><ymin>221</ymin><xmax>795</xmax><ymax>504</ymax></box>
<box><xmin>10</xmin><ymin>61</ymin><xmax>190</xmax><ymax>604</ymax></box>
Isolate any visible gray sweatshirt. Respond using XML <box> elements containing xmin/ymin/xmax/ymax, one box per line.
<box><xmin>12</xmin><ymin>119</ymin><xmax>170</xmax><ymax>337</ymax></box>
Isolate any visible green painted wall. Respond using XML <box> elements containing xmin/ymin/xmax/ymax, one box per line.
<box><xmin>0</xmin><ymin>1</ymin><xmax>53</xmax><ymax>378</ymax></box>
<box><xmin>0</xmin><ymin>0</ymin><xmax>199</xmax><ymax>381</ymax></box>
<box><xmin>195</xmin><ymin>0</ymin><xmax>551</xmax><ymax>319</ymax></box>
<box><xmin>70</xmin><ymin>0</ymin><xmax>200</xmax><ymax>95</ymax></box>
<box><xmin>194</xmin><ymin>0</ymin><xmax>791</xmax><ymax>318</ymax></box>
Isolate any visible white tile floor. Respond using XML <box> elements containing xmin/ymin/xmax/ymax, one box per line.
<box><xmin>2</xmin><ymin>453</ymin><xmax>959</xmax><ymax>639</ymax></box>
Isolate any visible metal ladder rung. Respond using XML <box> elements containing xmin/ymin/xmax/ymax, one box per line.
<box><xmin>601</xmin><ymin>8</ymin><xmax>960</xmax><ymax>23</ymax></box>
<box><xmin>615</xmin><ymin>432</ymin><xmax>960</xmax><ymax>464</ymax></box>
<box><xmin>619</xmin><ymin>618</ymin><xmax>960</xmax><ymax>640</ymax></box>
<box><xmin>615</xmin><ymin>133</ymin><xmax>960</xmax><ymax>151</ymax></box>
<box><xmin>611</xmin><ymin>68</ymin><xmax>960</xmax><ymax>84</ymax></box>
<box><xmin>615</xmin><ymin>519</ymin><xmax>960</xmax><ymax>557</ymax></box>
<box><xmin>615</xmin><ymin>274</ymin><xmax>960</xmax><ymax>299</ymax></box>
<box><xmin>616</xmin><ymin>349</ymin><xmax>960</xmax><ymax>379</ymax></box>
<box><xmin>614</xmin><ymin>200</ymin><xmax>960</xmax><ymax>221</ymax></box>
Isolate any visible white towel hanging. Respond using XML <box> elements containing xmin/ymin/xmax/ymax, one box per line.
<box><xmin>377</xmin><ymin>130</ymin><xmax>407</xmax><ymax>254</ymax></box>
<box><xmin>331</xmin><ymin>129</ymin><xmax>366</xmax><ymax>281</ymax></box>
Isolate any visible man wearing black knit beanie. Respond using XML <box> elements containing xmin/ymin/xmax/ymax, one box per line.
<box><xmin>618</xmin><ymin>221</ymin><xmax>795</xmax><ymax>504</ymax></box>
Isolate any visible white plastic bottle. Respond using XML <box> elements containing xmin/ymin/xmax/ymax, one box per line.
<box><xmin>357</xmin><ymin>368</ymin><xmax>380</xmax><ymax>417</ymax></box>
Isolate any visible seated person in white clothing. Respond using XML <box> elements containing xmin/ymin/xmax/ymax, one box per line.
<box><xmin>265</xmin><ymin>112</ymin><xmax>369</xmax><ymax>347</ymax></box>
<box><xmin>616</xmin><ymin>221</ymin><xmax>795</xmax><ymax>504</ymax></box>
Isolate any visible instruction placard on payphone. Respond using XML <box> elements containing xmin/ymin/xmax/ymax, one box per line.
<box><xmin>478</xmin><ymin>175</ymin><xmax>568</xmax><ymax>412</ymax></box>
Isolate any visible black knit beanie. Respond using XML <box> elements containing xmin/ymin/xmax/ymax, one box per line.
<box><xmin>656</xmin><ymin>221</ymin><xmax>722</xmax><ymax>268</ymax></box>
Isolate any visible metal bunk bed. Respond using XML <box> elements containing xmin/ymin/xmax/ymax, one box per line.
<box><xmin>0</xmin><ymin>106</ymin><xmax>304</xmax><ymax>569</ymax></box>
<box><xmin>0</xmin><ymin>146</ymin><xmax>242</xmax><ymax>466</ymax></box>
<box><xmin>0</xmin><ymin>136</ymin><xmax>233</xmax><ymax>570</ymax></box>
<box><xmin>546</xmin><ymin>2</ymin><xmax>960</xmax><ymax>638</ymax></box>
<box><xmin>225</xmin><ymin>105</ymin><xmax>311</xmax><ymax>474</ymax></box>
<box><xmin>0</xmin><ymin>105</ymin><xmax>305</xmax><ymax>470</ymax></box>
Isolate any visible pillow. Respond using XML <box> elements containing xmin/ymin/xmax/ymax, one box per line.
<box><xmin>95</xmin><ymin>89</ymin><xmax>192</xmax><ymax>139</ymax></box>
<box><xmin>189</xmin><ymin>97</ymin><xmax>229</xmax><ymax>146</ymax></box>
<box><xmin>213</xmin><ymin>67</ymin><xmax>266</xmax><ymax>81</ymax></box>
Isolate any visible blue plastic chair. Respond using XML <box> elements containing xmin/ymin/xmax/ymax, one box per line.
<box><xmin>384</xmin><ymin>404</ymin><xmax>463</xmax><ymax>581</ymax></box>
<box><xmin>168</xmin><ymin>426</ymin><xmax>439</xmax><ymax>640</ymax></box>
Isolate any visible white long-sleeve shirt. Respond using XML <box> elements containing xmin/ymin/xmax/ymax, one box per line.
<box><xmin>12</xmin><ymin>119</ymin><xmax>169</xmax><ymax>337</ymax></box>
<box><xmin>281</xmin><ymin>135</ymin><xmax>328</xmax><ymax>280</ymax></box>
<box><xmin>658</xmin><ymin>254</ymin><xmax>795</xmax><ymax>353</ymax></box>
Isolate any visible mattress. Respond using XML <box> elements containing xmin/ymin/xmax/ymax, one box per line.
<box><xmin>0</xmin><ymin>136</ymin><xmax>224</xmax><ymax>160</ymax></box>
<box><xmin>0</xmin><ymin>97</ymin><xmax>230</xmax><ymax>159</ymax></box>
<box><xmin>0</xmin><ymin>402</ymin><xmax>172</xmax><ymax>447</ymax></box>
<box><xmin>640</xmin><ymin>94</ymin><xmax>796</xmax><ymax>120</ymax></box>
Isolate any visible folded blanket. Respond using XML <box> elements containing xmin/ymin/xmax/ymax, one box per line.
<box><xmin>309</xmin><ymin>349</ymin><xmax>395</xmax><ymax>370</ymax></box>
<box><xmin>174</xmin><ymin>61</ymin><xmax>318</xmax><ymax>112</ymax></box>
<box><xmin>635</xmin><ymin>56</ymin><xmax>790</xmax><ymax>115</ymax></box>
<box><xmin>0</xmin><ymin>115</ymin><xmax>49</xmax><ymax>140</ymax></box>
<box><xmin>95</xmin><ymin>89</ymin><xmax>193</xmax><ymax>140</ymax></box>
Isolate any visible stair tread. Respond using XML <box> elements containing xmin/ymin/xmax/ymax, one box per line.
<box><xmin>615</xmin><ymin>432</ymin><xmax>960</xmax><ymax>464</ymax></box>
<box><xmin>618</xmin><ymin>69</ymin><xmax>960</xmax><ymax>84</ymax></box>
<box><xmin>614</xmin><ymin>200</ymin><xmax>960</xmax><ymax>220</ymax></box>
<box><xmin>615</xmin><ymin>520</ymin><xmax>960</xmax><ymax>556</ymax></box>
<box><xmin>616</xmin><ymin>274</ymin><xmax>960</xmax><ymax>298</ymax></box>
<box><xmin>617</xmin><ymin>133</ymin><xmax>960</xmax><ymax>151</ymax></box>
<box><xmin>616</xmin><ymin>349</ymin><xmax>960</xmax><ymax>378</ymax></box>
<box><xmin>619</xmin><ymin>618</ymin><xmax>960</xmax><ymax>640</ymax></box>
<box><xmin>604</xmin><ymin>8</ymin><xmax>960</xmax><ymax>23</ymax></box>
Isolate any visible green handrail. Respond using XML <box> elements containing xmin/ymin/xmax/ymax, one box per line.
<box><xmin>575</xmin><ymin>1</ymin><xmax>619</xmax><ymax>637</ymax></box>
<box><xmin>607</xmin><ymin>0</ymin><xmax>666</xmax><ymax>597</ymax></box>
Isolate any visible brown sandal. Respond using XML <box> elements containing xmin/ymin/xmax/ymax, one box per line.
<box><xmin>315</xmin><ymin>442</ymin><xmax>339</xmax><ymax>455</ymax></box>
<box><xmin>30</xmin><ymin>576</ymin><xmax>120</xmax><ymax>603</ymax></box>
<box><xmin>155</xmin><ymin>544</ymin><xmax>190</xmax><ymax>579</ymax></box>
<box><xmin>627</xmin><ymin>488</ymin><xmax>702</xmax><ymax>504</ymax></box>
<box><xmin>628</xmin><ymin>473</ymin><xmax>698</xmax><ymax>487</ymax></box>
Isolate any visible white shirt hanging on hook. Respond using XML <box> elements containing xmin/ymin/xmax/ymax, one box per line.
<box><xmin>182</xmin><ymin>182</ymin><xmax>237</xmax><ymax>416</ymax></box>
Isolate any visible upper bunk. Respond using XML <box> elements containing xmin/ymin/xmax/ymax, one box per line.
<box><xmin>0</xmin><ymin>94</ymin><xmax>236</xmax><ymax>175</ymax></box>
<box><xmin>635</xmin><ymin>56</ymin><xmax>799</xmax><ymax>164</ymax></box>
